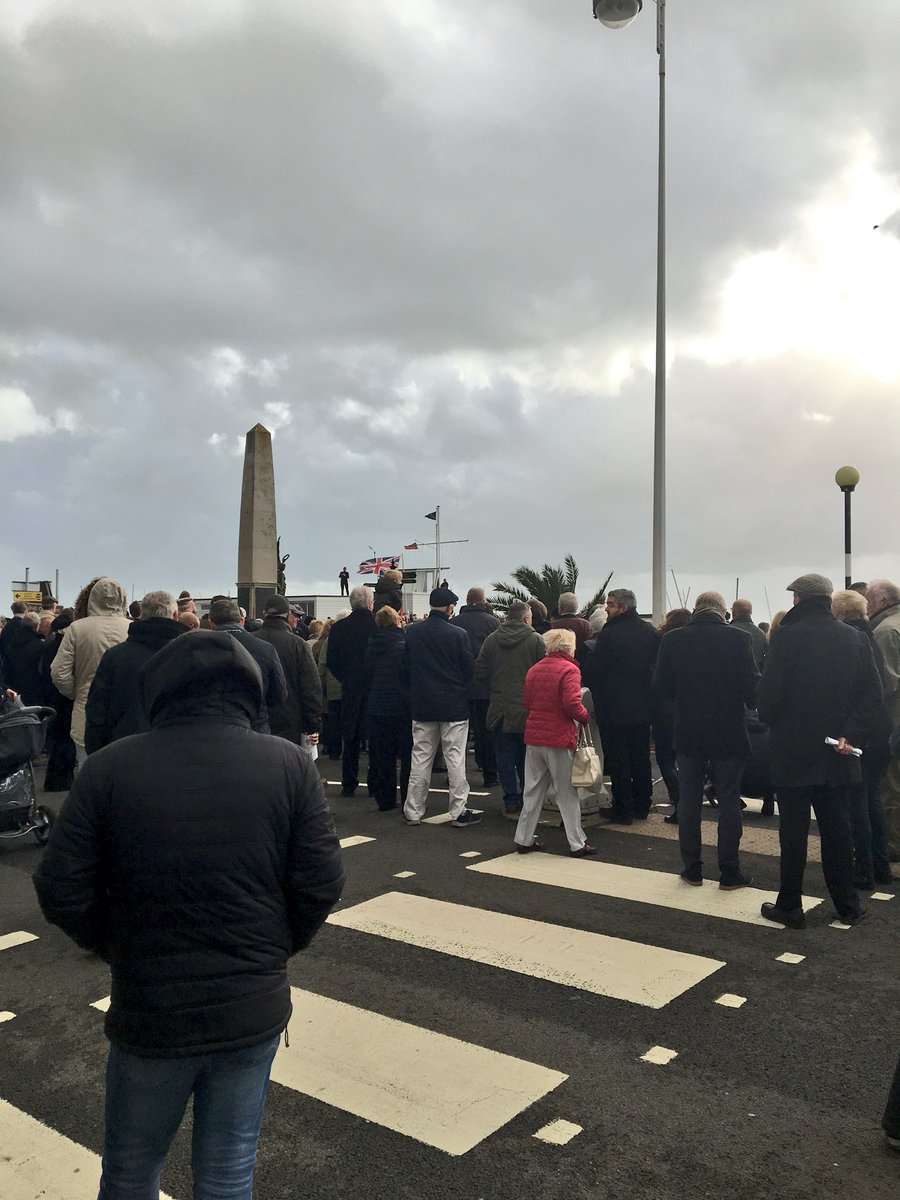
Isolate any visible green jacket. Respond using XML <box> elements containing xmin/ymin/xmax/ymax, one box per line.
<box><xmin>474</xmin><ymin>620</ymin><xmax>545</xmax><ymax>734</ymax></box>
<box><xmin>316</xmin><ymin>635</ymin><xmax>342</xmax><ymax>703</ymax></box>
<box><xmin>871</xmin><ymin>602</ymin><xmax>900</xmax><ymax>724</ymax></box>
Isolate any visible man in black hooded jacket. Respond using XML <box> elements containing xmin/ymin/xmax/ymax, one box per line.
<box><xmin>34</xmin><ymin>632</ymin><xmax>345</xmax><ymax>1199</ymax></box>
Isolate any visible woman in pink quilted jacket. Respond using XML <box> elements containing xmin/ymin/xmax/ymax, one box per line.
<box><xmin>514</xmin><ymin>628</ymin><xmax>597</xmax><ymax>857</ymax></box>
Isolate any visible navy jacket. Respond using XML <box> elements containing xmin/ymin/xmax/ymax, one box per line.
<box><xmin>450</xmin><ymin>605</ymin><xmax>500</xmax><ymax>700</ymax></box>
<box><xmin>583</xmin><ymin>606</ymin><xmax>660</xmax><ymax>726</ymax></box>
<box><xmin>403</xmin><ymin>611</ymin><xmax>474</xmax><ymax>722</ymax></box>
<box><xmin>217</xmin><ymin>625</ymin><xmax>288</xmax><ymax>734</ymax></box>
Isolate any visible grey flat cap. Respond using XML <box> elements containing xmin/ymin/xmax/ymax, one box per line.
<box><xmin>787</xmin><ymin>573</ymin><xmax>833</xmax><ymax>596</ymax></box>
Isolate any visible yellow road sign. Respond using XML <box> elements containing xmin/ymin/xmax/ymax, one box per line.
<box><xmin>12</xmin><ymin>591</ymin><xmax>43</xmax><ymax>603</ymax></box>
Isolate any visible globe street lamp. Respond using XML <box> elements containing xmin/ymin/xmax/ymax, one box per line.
<box><xmin>835</xmin><ymin>465</ymin><xmax>860</xmax><ymax>589</ymax></box>
<box><xmin>592</xmin><ymin>0</ymin><xmax>666</xmax><ymax>624</ymax></box>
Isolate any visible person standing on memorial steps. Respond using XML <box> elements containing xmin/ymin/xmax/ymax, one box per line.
<box><xmin>326</xmin><ymin>585</ymin><xmax>376</xmax><ymax>796</ymax></box>
<box><xmin>84</xmin><ymin>591</ymin><xmax>185</xmax><ymax>755</ymax></box>
<box><xmin>339</xmin><ymin>566</ymin><xmax>350</xmax><ymax>596</ymax></box>
<box><xmin>402</xmin><ymin>585</ymin><xmax>480</xmax><ymax>827</ymax></box>
<box><xmin>866</xmin><ymin>579</ymin><xmax>900</xmax><ymax>863</ymax></box>
<box><xmin>251</xmin><ymin>594</ymin><xmax>323</xmax><ymax>750</ymax></box>
<box><xmin>452</xmin><ymin>586</ymin><xmax>501</xmax><ymax>787</ymax></box>
<box><xmin>474</xmin><ymin>599</ymin><xmax>546</xmax><ymax>817</ymax></box>
<box><xmin>207</xmin><ymin>598</ymin><xmax>287</xmax><ymax>733</ymax></box>
<box><xmin>757</xmin><ymin>573</ymin><xmax>883</xmax><ymax>928</ymax></box>
<box><xmin>583</xmin><ymin>587</ymin><xmax>659</xmax><ymax>824</ymax></box>
<box><xmin>653</xmin><ymin>591</ymin><xmax>760</xmax><ymax>889</ymax></box>
<box><xmin>34</xmin><ymin>632</ymin><xmax>345</xmax><ymax>1200</ymax></box>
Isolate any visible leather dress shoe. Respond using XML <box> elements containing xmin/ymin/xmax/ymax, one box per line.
<box><xmin>570</xmin><ymin>844</ymin><xmax>598</xmax><ymax>857</ymax></box>
<box><xmin>516</xmin><ymin>839</ymin><xmax>544</xmax><ymax>854</ymax></box>
<box><xmin>760</xmin><ymin>902</ymin><xmax>806</xmax><ymax>929</ymax></box>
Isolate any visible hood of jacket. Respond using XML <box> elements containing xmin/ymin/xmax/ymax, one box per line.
<box><xmin>87</xmin><ymin>578</ymin><xmax>128</xmax><ymax>618</ymax></box>
<box><xmin>494</xmin><ymin>620</ymin><xmax>539</xmax><ymax>648</ymax></box>
<box><xmin>140</xmin><ymin>630</ymin><xmax>263</xmax><ymax>728</ymax></box>
<box><xmin>126</xmin><ymin>617</ymin><xmax>185</xmax><ymax>652</ymax></box>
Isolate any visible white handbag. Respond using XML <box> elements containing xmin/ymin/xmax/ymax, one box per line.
<box><xmin>571</xmin><ymin>722</ymin><xmax>602</xmax><ymax>789</ymax></box>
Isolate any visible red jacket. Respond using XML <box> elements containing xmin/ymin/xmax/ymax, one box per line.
<box><xmin>523</xmin><ymin>652</ymin><xmax>589</xmax><ymax>748</ymax></box>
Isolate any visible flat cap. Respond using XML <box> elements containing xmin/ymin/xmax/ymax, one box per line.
<box><xmin>787</xmin><ymin>573</ymin><xmax>833</xmax><ymax>597</ymax></box>
<box><xmin>263</xmin><ymin>594</ymin><xmax>290</xmax><ymax>615</ymax></box>
<box><xmin>429</xmin><ymin>585</ymin><xmax>459</xmax><ymax>607</ymax></box>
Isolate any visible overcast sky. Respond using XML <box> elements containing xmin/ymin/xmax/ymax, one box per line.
<box><xmin>2</xmin><ymin>0</ymin><xmax>899</xmax><ymax>616</ymax></box>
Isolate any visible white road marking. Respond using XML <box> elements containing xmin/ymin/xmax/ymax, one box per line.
<box><xmin>776</xmin><ymin>953</ymin><xmax>806</xmax><ymax>964</ymax></box>
<box><xmin>91</xmin><ymin>996</ymin><xmax>110</xmax><ymax>1012</ymax></box>
<box><xmin>323</xmin><ymin>780</ymin><xmax>490</xmax><ymax>798</ymax></box>
<box><xmin>870</xmin><ymin>892</ymin><xmax>894</xmax><ymax>901</ymax></box>
<box><xmin>272</xmin><ymin>988</ymin><xmax>566</xmax><ymax>1156</ymax></box>
<box><xmin>468</xmin><ymin>854</ymin><xmax>824</xmax><ymax>927</ymax></box>
<box><xmin>533</xmin><ymin>1119</ymin><xmax>583</xmax><ymax>1145</ymax></box>
<box><xmin>339</xmin><ymin>835</ymin><xmax>376</xmax><ymax>849</ymax></box>
<box><xmin>0</xmin><ymin>1097</ymin><xmax>176</xmax><ymax>1200</ymax></box>
<box><xmin>0</xmin><ymin>931</ymin><xmax>39</xmax><ymax>953</ymax></box>
<box><xmin>422</xmin><ymin>809</ymin><xmax>484</xmax><ymax>826</ymax></box>
<box><xmin>393</xmin><ymin>871</ymin><xmax>416</xmax><ymax>879</ymax></box>
<box><xmin>641</xmin><ymin>1046</ymin><xmax>678</xmax><ymax>1065</ymax></box>
<box><xmin>459</xmin><ymin>850</ymin><xmax>482</xmax><ymax>858</ymax></box>
<box><xmin>0</xmin><ymin>1011</ymin><xmax>15</xmax><ymax>1023</ymax></box>
<box><xmin>328</xmin><ymin>892</ymin><xmax>724</xmax><ymax>1008</ymax></box>
<box><xmin>715</xmin><ymin>994</ymin><xmax>747</xmax><ymax>1008</ymax></box>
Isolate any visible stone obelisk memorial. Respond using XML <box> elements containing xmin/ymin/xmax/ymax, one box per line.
<box><xmin>236</xmin><ymin>423</ymin><xmax>278</xmax><ymax>619</ymax></box>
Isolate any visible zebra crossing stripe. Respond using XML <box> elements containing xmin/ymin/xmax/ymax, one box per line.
<box><xmin>467</xmin><ymin>854</ymin><xmax>824</xmax><ymax>926</ymax></box>
<box><xmin>339</xmin><ymin>836</ymin><xmax>376</xmax><ymax>849</ymax></box>
<box><xmin>328</xmin><ymin>892</ymin><xmax>724</xmax><ymax>1006</ymax></box>
<box><xmin>0</xmin><ymin>931</ymin><xmax>38</xmax><ymax>953</ymax></box>
<box><xmin>0</xmin><ymin>1097</ymin><xmax>176</xmax><ymax>1200</ymax></box>
<box><xmin>272</xmin><ymin>988</ymin><xmax>566</xmax><ymax>1156</ymax></box>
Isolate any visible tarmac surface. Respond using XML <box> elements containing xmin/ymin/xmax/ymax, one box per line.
<box><xmin>1</xmin><ymin>753</ymin><xmax>898</xmax><ymax>1200</ymax></box>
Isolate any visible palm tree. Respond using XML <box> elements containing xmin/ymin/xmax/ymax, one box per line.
<box><xmin>491</xmin><ymin>556</ymin><xmax>613</xmax><ymax>617</ymax></box>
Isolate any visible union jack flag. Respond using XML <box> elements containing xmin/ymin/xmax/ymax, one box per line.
<box><xmin>357</xmin><ymin>555</ymin><xmax>401</xmax><ymax>575</ymax></box>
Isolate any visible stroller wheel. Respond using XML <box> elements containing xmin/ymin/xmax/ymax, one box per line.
<box><xmin>33</xmin><ymin>806</ymin><xmax>54</xmax><ymax>846</ymax></box>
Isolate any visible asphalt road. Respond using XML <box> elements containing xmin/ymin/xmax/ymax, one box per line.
<box><xmin>1</xmin><ymin>756</ymin><xmax>898</xmax><ymax>1200</ymax></box>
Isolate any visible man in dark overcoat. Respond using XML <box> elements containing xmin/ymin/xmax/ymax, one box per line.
<box><xmin>757</xmin><ymin>573</ymin><xmax>883</xmax><ymax>927</ymax></box>
<box><xmin>654</xmin><ymin>591</ymin><xmax>760</xmax><ymax>888</ymax></box>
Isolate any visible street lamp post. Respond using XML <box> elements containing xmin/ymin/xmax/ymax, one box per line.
<box><xmin>592</xmin><ymin>0</ymin><xmax>666</xmax><ymax>624</ymax></box>
<box><xmin>834</xmin><ymin>465</ymin><xmax>860</xmax><ymax>589</ymax></box>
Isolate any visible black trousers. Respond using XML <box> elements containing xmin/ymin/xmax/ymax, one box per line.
<box><xmin>368</xmin><ymin>714</ymin><xmax>413</xmax><ymax>810</ymax></box>
<box><xmin>598</xmin><ymin>723</ymin><xmax>652</xmax><ymax>817</ymax></box>
<box><xmin>469</xmin><ymin>699</ymin><xmax>496</xmax><ymax>781</ymax></box>
<box><xmin>323</xmin><ymin>699</ymin><xmax>342</xmax><ymax>759</ymax></box>
<box><xmin>776</xmin><ymin>784</ymin><xmax>860</xmax><ymax>919</ymax></box>
<box><xmin>340</xmin><ymin>580</ymin><xmax>349</xmax><ymax>596</ymax></box>
<box><xmin>340</xmin><ymin>691</ymin><xmax>366</xmax><ymax>791</ymax></box>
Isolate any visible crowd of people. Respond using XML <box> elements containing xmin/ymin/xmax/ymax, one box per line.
<box><xmin>3</xmin><ymin>567</ymin><xmax>897</xmax><ymax>1185</ymax></box>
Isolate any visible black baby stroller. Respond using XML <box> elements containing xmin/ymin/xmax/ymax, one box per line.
<box><xmin>0</xmin><ymin>695</ymin><xmax>56</xmax><ymax>846</ymax></box>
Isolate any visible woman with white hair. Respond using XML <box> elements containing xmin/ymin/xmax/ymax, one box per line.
<box><xmin>514</xmin><ymin>628</ymin><xmax>597</xmax><ymax>857</ymax></box>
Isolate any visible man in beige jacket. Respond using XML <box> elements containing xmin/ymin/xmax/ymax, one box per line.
<box><xmin>51</xmin><ymin>577</ymin><xmax>129</xmax><ymax>770</ymax></box>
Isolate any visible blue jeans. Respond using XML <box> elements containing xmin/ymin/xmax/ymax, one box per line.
<box><xmin>99</xmin><ymin>1034</ymin><xmax>281</xmax><ymax>1199</ymax></box>
<box><xmin>494</xmin><ymin>730</ymin><xmax>526</xmax><ymax>808</ymax></box>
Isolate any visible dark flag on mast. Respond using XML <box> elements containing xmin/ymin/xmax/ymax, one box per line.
<box><xmin>424</xmin><ymin>511</ymin><xmax>437</xmax><ymax>520</ymax></box>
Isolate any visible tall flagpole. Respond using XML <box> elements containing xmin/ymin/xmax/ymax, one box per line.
<box><xmin>435</xmin><ymin>505</ymin><xmax>441</xmax><ymax>586</ymax></box>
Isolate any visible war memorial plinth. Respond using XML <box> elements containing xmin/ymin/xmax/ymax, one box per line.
<box><xmin>236</xmin><ymin>423</ymin><xmax>278</xmax><ymax>619</ymax></box>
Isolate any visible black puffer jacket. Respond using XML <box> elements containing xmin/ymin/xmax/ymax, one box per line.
<box><xmin>252</xmin><ymin>615</ymin><xmax>322</xmax><ymax>739</ymax></box>
<box><xmin>33</xmin><ymin>632</ymin><xmax>345</xmax><ymax>1057</ymax></box>
<box><xmin>3</xmin><ymin>624</ymin><xmax>46</xmax><ymax>705</ymax></box>
<box><xmin>451</xmin><ymin>605</ymin><xmax>500</xmax><ymax>700</ymax></box>
<box><xmin>583</xmin><ymin>606</ymin><xmax>660</xmax><ymax>726</ymax></box>
<box><xmin>757</xmin><ymin>595</ymin><xmax>884</xmax><ymax>788</ymax></box>
<box><xmin>365</xmin><ymin>626</ymin><xmax>411</xmax><ymax>720</ymax></box>
<box><xmin>84</xmin><ymin>617</ymin><xmax>185</xmax><ymax>754</ymax></box>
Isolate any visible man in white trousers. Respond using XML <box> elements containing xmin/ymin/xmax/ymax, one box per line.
<box><xmin>402</xmin><ymin>586</ymin><xmax>481</xmax><ymax>827</ymax></box>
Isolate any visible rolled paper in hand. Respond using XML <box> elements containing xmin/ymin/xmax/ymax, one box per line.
<box><xmin>824</xmin><ymin>737</ymin><xmax>863</xmax><ymax>758</ymax></box>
